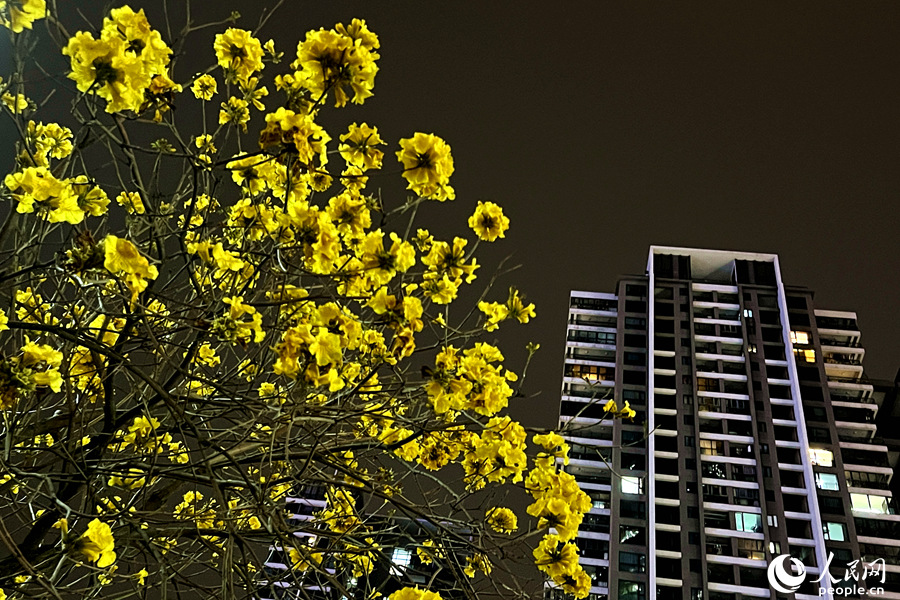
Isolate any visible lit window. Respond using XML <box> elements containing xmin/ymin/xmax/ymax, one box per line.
<box><xmin>621</xmin><ymin>476</ymin><xmax>643</xmax><ymax>495</ymax></box>
<box><xmin>815</xmin><ymin>472</ymin><xmax>839</xmax><ymax>491</ymax></box>
<box><xmin>767</xmin><ymin>515</ymin><xmax>778</xmax><ymax>527</ymax></box>
<box><xmin>790</xmin><ymin>331</ymin><xmax>810</xmax><ymax>345</ymax></box>
<box><xmin>793</xmin><ymin>348</ymin><xmax>816</xmax><ymax>362</ymax></box>
<box><xmin>743</xmin><ymin>309</ymin><xmax>753</xmax><ymax>318</ymax></box>
<box><xmin>769</xmin><ymin>541</ymin><xmax>781</xmax><ymax>554</ymax></box>
<box><xmin>734</xmin><ymin>512</ymin><xmax>762</xmax><ymax>533</ymax></box>
<box><xmin>390</xmin><ymin>547</ymin><xmax>412</xmax><ymax>575</ymax></box>
<box><xmin>808</xmin><ymin>448</ymin><xmax>834</xmax><ymax>467</ymax></box>
<box><xmin>850</xmin><ymin>493</ymin><xmax>891</xmax><ymax>514</ymax></box>
<box><xmin>823</xmin><ymin>522</ymin><xmax>846</xmax><ymax>541</ymax></box>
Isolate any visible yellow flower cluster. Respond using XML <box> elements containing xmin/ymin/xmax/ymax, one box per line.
<box><xmin>397</xmin><ymin>132</ymin><xmax>455</xmax><ymax>201</ymax></box>
<box><xmin>478</xmin><ymin>287</ymin><xmax>536</xmax><ymax>331</ymax></box>
<box><xmin>389</xmin><ymin>587</ymin><xmax>444</xmax><ymax>600</ymax></box>
<box><xmin>425</xmin><ymin>343</ymin><xmax>518</xmax><ymax>416</ymax></box>
<box><xmin>23</xmin><ymin>120</ymin><xmax>73</xmax><ymax>166</ymax></box>
<box><xmin>213</xmin><ymin>28</ymin><xmax>264</xmax><ymax>85</ymax></box>
<box><xmin>603</xmin><ymin>398</ymin><xmax>637</xmax><ymax>419</ymax></box>
<box><xmin>62</xmin><ymin>6</ymin><xmax>175</xmax><ymax>114</ymax></box>
<box><xmin>103</xmin><ymin>235</ymin><xmax>159</xmax><ymax>306</ymax></box>
<box><xmin>528</xmin><ymin>432</ymin><xmax>593</xmax><ymax>598</ymax></box>
<box><xmin>485</xmin><ymin>506</ymin><xmax>518</xmax><ymax>534</ymax></box>
<box><xmin>462</xmin><ymin>415</ymin><xmax>527</xmax><ymax>490</ymax></box>
<box><xmin>0</xmin><ymin>337</ymin><xmax>64</xmax><ymax>409</ymax></box>
<box><xmin>5</xmin><ymin>166</ymin><xmax>108</xmax><ymax>224</ymax></box>
<box><xmin>318</xmin><ymin>486</ymin><xmax>364</xmax><ymax>534</ymax></box>
<box><xmin>113</xmin><ymin>415</ymin><xmax>187</xmax><ymax>464</ymax></box>
<box><xmin>292</xmin><ymin>19</ymin><xmax>379</xmax><ymax>107</ymax></box>
<box><xmin>468</xmin><ymin>200</ymin><xmax>510</xmax><ymax>242</ymax></box>
<box><xmin>273</xmin><ymin>301</ymin><xmax>365</xmax><ymax>391</ymax></box>
<box><xmin>0</xmin><ymin>0</ymin><xmax>45</xmax><ymax>33</ymax></box>
<box><xmin>74</xmin><ymin>519</ymin><xmax>116</xmax><ymax>568</ymax></box>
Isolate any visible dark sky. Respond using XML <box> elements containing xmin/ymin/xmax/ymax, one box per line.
<box><xmin>39</xmin><ymin>2</ymin><xmax>900</xmax><ymax>428</ymax></box>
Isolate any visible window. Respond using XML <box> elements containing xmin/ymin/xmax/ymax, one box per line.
<box><xmin>769</xmin><ymin>541</ymin><xmax>781</xmax><ymax>554</ymax></box>
<box><xmin>815</xmin><ymin>472</ymin><xmax>840</xmax><ymax>491</ymax></box>
<box><xmin>620</xmin><ymin>525</ymin><xmax>645</xmax><ymax>545</ymax></box>
<box><xmin>850</xmin><ymin>493</ymin><xmax>891</xmax><ymax>514</ymax></box>
<box><xmin>619</xmin><ymin>551</ymin><xmax>646</xmax><ymax>573</ymax></box>
<box><xmin>767</xmin><ymin>515</ymin><xmax>778</xmax><ymax>527</ymax></box>
<box><xmin>743</xmin><ymin>309</ymin><xmax>753</xmax><ymax>318</ymax></box>
<box><xmin>790</xmin><ymin>330</ymin><xmax>810</xmax><ymax>345</ymax></box>
<box><xmin>808</xmin><ymin>448</ymin><xmax>834</xmax><ymax>467</ymax></box>
<box><xmin>619</xmin><ymin>581</ymin><xmax>645</xmax><ymax>600</ymax></box>
<box><xmin>823</xmin><ymin>522</ymin><xmax>847</xmax><ymax>541</ymax></box>
<box><xmin>793</xmin><ymin>348</ymin><xmax>816</xmax><ymax>362</ymax></box>
<box><xmin>697</xmin><ymin>377</ymin><xmax>719</xmax><ymax>392</ymax></box>
<box><xmin>700</xmin><ymin>439</ymin><xmax>724</xmax><ymax>456</ymax></box>
<box><xmin>621</xmin><ymin>476</ymin><xmax>644</xmax><ymax>495</ymax></box>
<box><xmin>735</xmin><ymin>512</ymin><xmax>762</xmax><ymax>533</ymax></box>
<box><xmin>390</xmin><ymin>547</ymin><xmax>412</xmax><ymax>575</ymax></box>
<box><xmin>737</xmin><ymin>538</ymin><xmax>765</xmax><ymax>560</ymax></box>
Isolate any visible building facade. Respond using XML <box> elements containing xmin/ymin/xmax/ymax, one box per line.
<box><xmin>558</xmin><ymin>247</ymin><xmax>899</xmax><ymax>600</ymax></box>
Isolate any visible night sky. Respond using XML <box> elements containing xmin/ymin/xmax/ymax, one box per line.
<box><xmin>23</xmin><ymin>2</ymin><xmax>900</xmax><ymax>429</ymax></box>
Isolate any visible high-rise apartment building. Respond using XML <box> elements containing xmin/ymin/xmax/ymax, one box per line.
<box><xmin>557</xmin><ymin>247</ymin><xmax>899</xmax><ymax>600</ymax></box>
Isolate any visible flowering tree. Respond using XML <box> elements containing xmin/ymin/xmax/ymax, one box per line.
<box><xmin>0</xmin><ymin>3</ymin><xmax>634</xmax><ymax>599</ymax></box>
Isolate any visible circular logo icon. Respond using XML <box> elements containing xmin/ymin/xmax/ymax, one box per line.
<box><xmin>767</xmin><ymin>554</ymin><xmax>807</xmax><ymax>593</ymax></box>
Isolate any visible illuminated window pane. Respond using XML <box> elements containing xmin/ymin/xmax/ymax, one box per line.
<box><xmin>851</xmin><ymin>493</ymin><xmax>891</xmax><ymax>514</ymax></box>
<box><xmin>735</xmin><ymin>512</ymin><xmax>762</xmax><ymax>533</ymax></box>
<box><xmin>390</xmin><ymin>547</ymin><xmax>412</xmax><ymax>575</ymax></box>
<box><xmin>790</xmin><ymin>331</ymin><xmax>810</xmax><ymax>345</ymax></box>
<box><xmin>621</xmin><ymin>476</ymin><xmax>643</xmax><ymax>495</ymax></box>
<box><xmin>824</xmin><ymin>522</ymin><xmax>846</xmax><ymax>541</ymax></box>
<box><xmin>815</xmin><ymin>472</ymin><xmax>839</xmax><ymax>491</ymax></box>
<box><xmin>808</xmin><ymin>448</ymin><xmax>834</xmax><ymax>467</ymax></box>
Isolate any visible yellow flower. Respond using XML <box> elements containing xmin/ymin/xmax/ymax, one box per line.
<box><xmin>0</xmin><ymin>308</ymin><xmax>7</xmax><ymax>332</ymax></box>
<box><xmin>603</xmin><ymin>399</ymin><xmax>617</xmax><ymax>413</ymax></box>
<box><xmin>506</xmin><ymin>287</ymin><xmax>536</xmax><ymax>324</ymax></box>
<box><xmin>485</xmin><ymin>506</ymin><xmax>518</xmax><ymax>534</ymax></box>
<box><xmin>214</xmin><ymin>29</ymin><xmax>264</xmax><ymax>83</ymax></box>
<box><xmin>116</xmin><ymin>191</ymin><xmax>145</xmax><ymax>215</ymax></box>
<box><xmin>103</xmin><ymin>235</ymin><xmax>159</xmax><ymax>305</ymax></box>
<box><xmin>0</xmin><ymin>0</ymin><xmax>46</xmax><ymax>33</ymax></box>
<box><xmin>2</xmin><ymin>92</ymin><xmax>28</xmax><ymax>112</ymax></box>
<box><xmin>396</xmin><ymin>132</ymin><xmax>455</xmax><ymax>201</ymax></box>
<box><xmin>533</xmin><ymin>534</ymin><xmax>579</xmax><ymax>581</ymax></box>
<box><xmin>134</xmin><ymin>569</ymin><xmax>148</xmax><ymax>585</ymax></box>
<box><xmin>191</xmin><ymin>74</ymin><xmax>217</xmax><ymax>100</ymax></box>
<box><xmin>389</xmin><ymin>588</ymin><xmax>444</xmax><ymax>600</ymax></box>
<box><xmin>468</xmin><ymin>200</ymin><xmax>509</xmax><ymax>242</ymax></box>
<box><xmin>478</xmin><ymin>301</ymin><xmax>509</xmax><ymax>331</ymax></box>
<box><xmin>76</xmin><ymin>519</ymin><xmax>116</xmax><ymax>568</ymax></box>
<box><xmin>620</xmin><ymin>400</ymin><xmax>637</xmax><ymax>419</ymax></box>
<box><xmin>293</xmin><ymin>20</ymin><xmax>379</xmax><ymax>107</ymax></box>
<box><xmin>339</xmin><ymin>123</ymin><xmax>384</xmax><ymax>170</ymax></box>
<box><xmin>219</xmin><ymin>97</ymin><xmax>250</xmax><ymax>131</ymax></box>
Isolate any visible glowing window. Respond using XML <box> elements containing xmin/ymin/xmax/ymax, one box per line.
<box><xmin>743</xmin><ymin>309</ymin><xmax>753</xmax><ymax>318</ymax></box>
<box><xmin>790</xmin><ymin>331</ymin><xmax>810</xmax><ymax>345</ymax></box>
<box><xmin>808</xmin><ymin>448</ymin><xmax>834</xmax><ymax>467</ymax></box>
<box><xmin>734</xmin><ymin>512</ymin><xmax>762</xmax><ymax>533</ymax></box>
<box><xmin>793</xmin><ymin>348</ymin><xmax>816</xmax><ymax>362</ymax></box>
<box><xmin>823</xmin><ymin>522</ymin><xmax>846</xmax><ymax>541</ymax></box>
<box><xmin>390</xmin><ymin>547</ymin><xmax>412</xmax><ymax>575</ymax></box>
<box><xmin>621</xmin><ymin>476</ymin><xmax>643</xmax><ymax>495</ymax></box>
<box><xmin>850</xmin><ymin>493</ymin><xmax>890</xmax><ymax>514</ymax></box>
<box><xmin>815</xmin><ymin>472</ymin><xmax>839</xmax><ymax>491</ymax></box>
